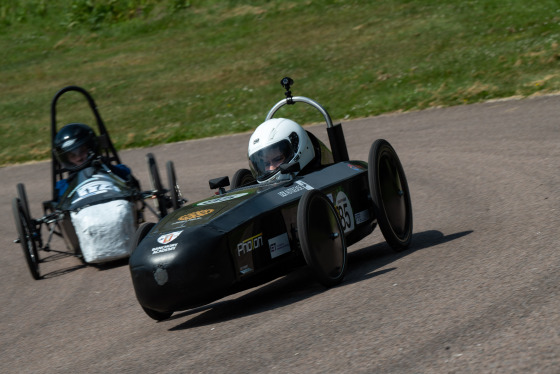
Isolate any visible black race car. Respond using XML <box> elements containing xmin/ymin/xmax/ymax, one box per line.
<box><xmin>129</xmin><ymin>77</ymin><xmax>413</xmax><ymax>321</ymax></box>
<box><xmin>12</xmin><ymin>86</ymin><xmax>185</xmax><ymax>280</ymax></box>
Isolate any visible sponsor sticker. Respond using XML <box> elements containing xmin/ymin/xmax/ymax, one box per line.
<box><xmin>347</xmin><ymin>163</ymin><xmax>365</xmax><ymax>171</ymax></box>
<box><xmin>197</xmin><ymin>192</ymin><xmax>249</xmax><ymax>206</ymax></box>
<box><xmin>277</xmin><ymin>180</ymin><xmax>314</xmax><ymax>198</ymax></box>
<box><xmin>157</xmin><ymin>231</ymin><xmax>182</xmax><ymax>244</ymax></box>
<box><xmin>354</xmin><ymin>209</ymin><xmax>371</xmax><ymax>225</ymax></box>
<box><xmin>151</xmin><ymin>243</ymin><xmax>178</xmax><ymax>254</ymax></box>
<box><xmin>237</xmin><ymin>233</ymin><xmax>263</xmax><ymax>257</ymax></box>
<box><xmin>178</xmin><ymin>209</ymin><xmax>214</xmax><ymax>221</ymax></box>
<box><xmin>239</xmin><ymin>265</ymin><xmax>253</xmax><ymax>275</ymax></box>
<box><xmin>269</xmin><ymin>233</ymin><xmax>291</xmax><ymax>259</ymax></box>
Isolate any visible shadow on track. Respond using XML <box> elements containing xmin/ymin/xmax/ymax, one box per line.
<box><xmin>168</xmin><ymin>229</ymin><xmax>472</xmax><ymax>330</ymax></box>
<box><xmin>37</xmin><ymin>252</ymin><xmax>86</xmax><ymax>280</ymax></box>
<box><xmin>346</xmin><ymin>229</ymin><xmax>473</xmax><ymax>283</ymax></box>
<box><xmin>39</xmin><ymin>254</ymin><xmax>129</xmax><ymax>280</ymax></box>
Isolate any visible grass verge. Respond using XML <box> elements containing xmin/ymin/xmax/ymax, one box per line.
<box><xmin>1</xmin><ymin>0</ymin><xmax>559</xmax><ymax>165</ymax></box>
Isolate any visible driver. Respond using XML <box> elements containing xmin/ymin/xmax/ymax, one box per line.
<box><xmin>65</xmin><ymin>144</ymin><xmax>89</xmax><ymax>167</ymax></box>
<box><xmin>53</xmin><ymin>123</ymin><xmax>136</xmax><ymax>199</ymax></box>
<box><xmin>247</xmin><ymin>118</ymin><xmax>315</xmax><ymax>183</ymax></box>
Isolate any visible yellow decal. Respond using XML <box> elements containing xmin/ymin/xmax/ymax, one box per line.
<box><xmin>178</xmin><ymin>209</ymin><xmax>214</xmax><ymax>221</ymax></box>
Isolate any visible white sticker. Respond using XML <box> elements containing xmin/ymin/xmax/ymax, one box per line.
<box><xmin>354</xmin><ymin>209</ymin><xmax>370</xmax><ymax>225</ymax></box>
<box><xmin>72</xmin><ymin>180</ymin><xmax>120</xmax><ymax>203</ymax></box>
<box><xmin>277</xmin><ymin>181</ymin><xmax>314</xmax><ymax>197</ymax></box>
<box><xmin>269</xmin><ymin>233</ymin><xmax>291</xmax><ymax>259</ymax></box>
<box><xmin>237</xmin><ymin>233</ymin><xmax>263</xmax><ymax>257</ymax></box>
<box><xmin>197</xmin><ymin>192</ymin><xmax>249</xmax><ymax>206</ymax></box>
<box><xmin>151</xmin><ymin>243</ymin><xmax>178</xmax><ymax>254</ymax></box>
<box><xmin>335</xmin><ymin>191</ymin><xmax>355</xmax><ymax>233</ymax></box>
<box><xmin>157</xmin><ymin>231</ymin><xmax>183</xmax><ymax>244</ymax></box>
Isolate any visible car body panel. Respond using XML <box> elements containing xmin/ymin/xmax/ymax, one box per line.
<box><xmin>129</xmin><ymin>160</ymin><xmax>376</xmax><ymax>313</ymax></box>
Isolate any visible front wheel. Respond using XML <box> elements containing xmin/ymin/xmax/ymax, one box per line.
<box><xmin>166</xmin><ymin>160</ymin><xmax>184</xmax><ymax>210</ymax></box>
<box><xmin>133</xmin><ymin>222</ymin><xmax>155</xmax><ymax>249</ymax></box>
<box><xmin>12</xmin><ymin>198</ymin><xmax>41</xmax><ymax>280</ymax></box>
<box><xmin>230</xmin><ymin>168</ymin><xmax>256</xmax><ymax>189</ymax></box>
<box><xmin>297</xmin><ymin>189</ymin><xmax>347</xmax><ymax>287</ymax></box>
<box><xmin>17</xmin><ymin>183</ymin><xmax>31</xmax><ymax>223</ymax></box>
<box><xmin>368</xmin><ymin>139</ymin><xmax>413</xmax><ymax>251</ymax></box>
<box><xmin>146</xmin><ymin>153</ymin><xmax>168</xmax><ymax>218</ymax></box>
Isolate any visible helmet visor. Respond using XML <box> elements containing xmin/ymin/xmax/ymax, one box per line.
<box><xmin>56</xmin><ymin>138</ymin><xmax>96</xmax><ymax>171</ymax></box>
<box><xmin>249</xmin><ymin>139</ymin><xmax>295</xmax><ymax>180</ymax></box>
<box><xmin>63</xmin><ymin>145</ymin><xmax>91</xmax><ymax>166</ymax></box>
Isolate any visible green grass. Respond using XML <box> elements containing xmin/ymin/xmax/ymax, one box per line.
<box><xmin>1</xmin><ymin>0</ymin><xmax>559</xmax><ymax>165</ymax></box>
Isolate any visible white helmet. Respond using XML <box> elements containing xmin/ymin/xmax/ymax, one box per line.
<box><xmin>248</xmin><ymin>118</ymin><xmax>315</xmax><ymax>183</ymax></box>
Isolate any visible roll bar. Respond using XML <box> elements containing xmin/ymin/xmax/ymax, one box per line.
<box><xmin>265</xmin><ymin>77</ymin><xmax>349</xmax><ymax>163</ymax></box>
<box><xmin>50</xmin><ymin>86</ymin><xmax>121</xmax><ymax>201</ymax></box>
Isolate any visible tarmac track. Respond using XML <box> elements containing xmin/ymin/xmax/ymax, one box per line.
<box><xmin>0</xmin><ymin>95</ymin><xmax>558</xmax><ymax>373</ymax></box>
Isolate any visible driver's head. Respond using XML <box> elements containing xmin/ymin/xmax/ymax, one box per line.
<box><xmin>248</xmin><ymin>118</ymin><xmax>315</xmax><ymax>183</ymax></box>
<box><xmin>263</xmin><ymin>143</ymin><xmax>288</xmax><ymax>172</ymax></box>
<box><xmin>54</xmin><ymin>123</ymin><xmax>98</xmax><ymax>171</ymax></box>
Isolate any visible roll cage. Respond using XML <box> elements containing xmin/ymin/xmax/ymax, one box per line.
<box><xmin>50</xmin><ymin>86</ymin><xmax>121</xmax><ymax>202</ymax></box>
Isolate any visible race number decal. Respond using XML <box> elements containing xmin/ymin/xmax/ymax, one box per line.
<box><xmin>76</xmin><ymin>180</ymin><xmax>119</xmax><ymax>197</ymax></box>
<box><xmin>71</xmin><ymin>179</ymin><xmax>120</xmax><ymax>204</ymax></box>
<box><xmin>335</xmin><ymin>191</ymin><xmax>354</xmax><ymax>233</ymax></box>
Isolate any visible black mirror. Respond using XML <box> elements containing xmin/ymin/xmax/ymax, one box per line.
<box><xmin>209</xmin><ymin>176</ymin><xmax>230</xmax><ymax>190</ymax></box>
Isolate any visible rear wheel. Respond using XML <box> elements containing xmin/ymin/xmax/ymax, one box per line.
<box><xmin>12</xmin><ymin>198</ymin><xmax>41</xmax><ymax>280</ymax></box>
<box><xmin>231</xmin><ymin>168</ymin><xmax>256</xmax><ymax>189</ymax></box>
<box><xmin>146</xmin><ymin>153</ymin><xmax>168</xmax><ymax>218</ymax></box>
<box><xmin>297</xmin><ymin>189</ymin><xmax>347</xmax><ymax>287</ymax></box>
<box><xmin>368</xmin><ymin>139</ymin><xmax>413</xmax><ymax>251</ymax></box>
<box><xmin>166</xmin><ymin>161</ymin><xmax>183</xmax><ymax>210</ymax></box>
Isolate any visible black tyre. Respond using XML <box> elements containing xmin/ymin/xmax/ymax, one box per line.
<box><xmin>146</xmin><ymin>153</ymin><xmax>168</xmax><ymax>218</ymax></box>
<box><xmin>12</xmin><ymin>198</ymin><xmax>41</xmax><ymax>280</ymax></box>
<box><xmin>166</xmin><ymin>160</ymin><xmax>183</xmax><ymax>210</ymax></box>
<box><xmin>133</xmin><ymin>222</ymin><xmax>155</xmax><ymax>249</ymax></box>
<box><xmin>142</xmin><ymin>306</ymin><xmax>173</xmax><ymax>322</ymax></box>
<box><xmin>231</xmin><ymin>168</ymin><xmax>256</xmax><ymax>189</ymax></box>
<box><xmin>297</xmin><ymin>189</ymin><xmax>347</xmax><ymax>287</ymax></box>
<box><xmin>368</xmin><ymin>139</ymin><xmax>413</xmax><ymax>251</ymax></box>
<box><xmin>17</xmin><ymin>183</ymin><xmax>31</xmax><ymax>223</ymax></box>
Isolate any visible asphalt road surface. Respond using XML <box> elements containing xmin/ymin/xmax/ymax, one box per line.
<box><xmin>1</xmin><ymin>95</ymin><xmax>558</xmax><ymax>373</ymax></box>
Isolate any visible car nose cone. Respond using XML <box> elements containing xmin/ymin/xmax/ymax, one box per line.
<box><xmin>129</xmin><ymin>225</ymin><xmax>234</xmax><ymax>312</ymax></box>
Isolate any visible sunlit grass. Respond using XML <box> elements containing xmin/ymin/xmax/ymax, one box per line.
<box><xmin>1</xmin><ymin>0</ymin><xmax>559</xmax><ymax>165</ymax></box>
